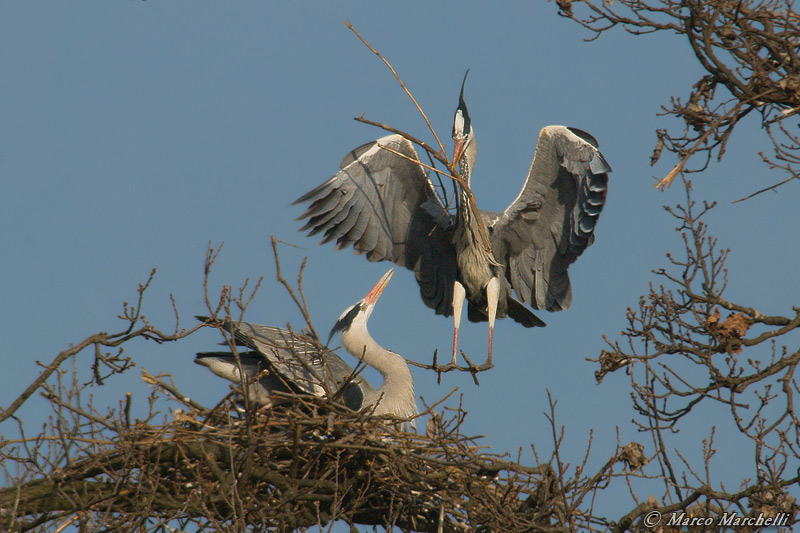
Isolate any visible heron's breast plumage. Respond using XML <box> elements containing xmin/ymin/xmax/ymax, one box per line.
<box><xmin>453</xmin><ymin>216</ymin><xmax>509</xmax><ymax>316</ymax></box>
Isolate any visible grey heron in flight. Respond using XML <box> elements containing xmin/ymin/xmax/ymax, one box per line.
<box><xmin>294</xmin><ymin>72</ymin><xmax>610</xmax><ymax>367</ymax></box>
<box><xmin>195</xmin><ymin>269</ymin><xmax>417</xmax><ymax>422</ymax></box>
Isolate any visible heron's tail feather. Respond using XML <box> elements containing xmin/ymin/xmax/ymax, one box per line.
<box><xmin>506</xmin><ymin>297</ymin><xmax>546</xmax><ymax>328</ymax></box>
<box><xmin>465</xmin><ymin>298</ymin><xmax>546</xmax><ymax>328</ymax></box>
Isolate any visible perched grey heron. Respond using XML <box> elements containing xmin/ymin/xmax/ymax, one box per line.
<box><xmin>195</xmin><ymin>269</ymin><xmax>417</xmax><ymax>422</ymax></box>
<box><xmin>294</xmin><ymin>73</ymin><xmax>610</xmax><ymax>366</ymax></box>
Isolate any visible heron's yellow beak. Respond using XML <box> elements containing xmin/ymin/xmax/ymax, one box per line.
<box><xmin>364</xmin><ymin>269</ymin><xmax>394</xmax><ymax>306</ymax></box>
<box><xmin>452</xmin><ymin>137</ymin><xmax>466</xmax><ymax>168</ymax></box>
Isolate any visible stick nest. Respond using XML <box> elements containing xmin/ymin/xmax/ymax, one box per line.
<box><xmin>6</xmin><ymin>394</ymin><xmax>556</xmax><ymax>532</ymax></box>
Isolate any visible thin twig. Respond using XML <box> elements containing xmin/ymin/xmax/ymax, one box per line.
<box><xmin>354</xmin><ymin>116</ymin><xmax>494</xmax><ymax>255</ymax></box>
<box><xmin>346</xmin><ymin>21</ymin><xmax>447</xmax><ymax>157</ymax></box>
<box><xmin>271</xmin><ymin>236</ymin><xmax>320</xmax><ymax>341</ymax></box>
<box><xmin>141</xmin><ymin>369</ymin><xmax>209</xmax><ymax>413</ymax></box>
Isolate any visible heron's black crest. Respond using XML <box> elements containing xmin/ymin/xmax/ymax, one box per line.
<box><xmin>453</xmin><ymin>69</ymin><xmax>471</xmax><ymax>137</ymax></box>
<box><xmin>328</xmin><ymin>302</ymin><xmax>361</xmax><ymax>345</ymax></box>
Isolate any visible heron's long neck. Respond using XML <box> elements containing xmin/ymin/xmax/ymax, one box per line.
<box><xmin>458</xmin><ymin>149</ymin><xmax>473</xmax><ymax>191</ymax></box>
<box><xmin>456</xmin><ymin>175</ymin><xmax>486</xmax><ymax>253</ymax></box>
<box><xmin>341</xmin><ymin>326</ymin><xmax>416</xmax><ymax>419</ymax></box>
<box><xmin>453</xmin><ymin>145</ymin><xmax>498</xmax><ymax>294</ymax></box>
<box><xmin>456</xmin><ymin>146</ymin><xmax>480</xmax><ymax>233</ymax></box>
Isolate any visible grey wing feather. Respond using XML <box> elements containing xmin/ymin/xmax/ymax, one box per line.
<box><xmin>234</xmin><ymin>322</ymin><xmax>374</xmax><ymax>400</ymax></box>
<box><xmin>237</xmin><ymin>322</ymin><xmax>375</xmax><ymax>411</ymax></box>
<box><xmin>232</xmin><ymin>322</ymin><xmax>330</xmax><ymax>397</ymax></box>
<box><xmin>489</xmin><ymin>126</ymin><xmax>610</xmax><ymax>311</ymax></box>
<box><xmin>200</xmin><ymin>317</ymin><xmax>372</xmax><ymax>402</ymax></box>
<box><xmin>194</xmin><ymin>351</ymin><xmax>282</xmax><ymax>406</ymax></box>
<box><xmin>295</xmin><ymin>134</ymin><xmax>457</xmax><ymax>316</ymax></box>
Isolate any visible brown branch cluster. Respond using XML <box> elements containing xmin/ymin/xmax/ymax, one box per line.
<box><xmin>558</xmin><ymin>0</ymin><xmax>800</xmax><ymax>197</ymax></box>
<box><xmin>590</xmin><ymin>180</ymin><xmax>800</xmax><ymax>529</ymax></box>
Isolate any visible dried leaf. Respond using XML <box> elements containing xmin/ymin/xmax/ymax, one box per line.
<box><xmin>620</xmin><ymin>442</ymin><xmax>648</xmax><ymax>471</ymax></box>
<box><xmin>706</xmin><ymin>307</ymin><xmax>722</xmax><ymax>328</ymax></box>
<box><xmin>656</xmin><ymin>160</ymin><xmax>684</xmax><ymax>189</ymax></box>
<box><xmin>707</xmin><ymin>309</ymin><xmax>752</xmax><ymax>354</ymax></box>
<box><xmin>718</xmin><ymin>312</ymin><xmax>753</xmax><ymax>339</ymax></box>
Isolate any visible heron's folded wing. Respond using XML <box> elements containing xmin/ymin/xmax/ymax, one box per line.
<box><xmin>230</xmin><ymin>322</ymin><xmax>332</xmax><ymax>397</ymax></box>
<box><xmin>234</xmin><ymin>321</ymin><xmax>377</xmax><ymax>403</ymax></box>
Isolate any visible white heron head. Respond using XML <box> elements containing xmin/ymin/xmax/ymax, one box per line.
<box><xmin>452</xmin><ymin>70</ymin><xmax>476</xmax><ymax>179</ymax></box>
<box><xmin>327</xmin><ymin>269</ymin><xmax>394</xmax><ymax>345</ymax></box>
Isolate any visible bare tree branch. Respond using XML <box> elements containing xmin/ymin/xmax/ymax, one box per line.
<box><xmin>559</xmin><ymin>0</ymin><xmax>800</xmax><ymax>199</ymax></box>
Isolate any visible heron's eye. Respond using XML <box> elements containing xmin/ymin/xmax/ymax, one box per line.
<box><xmin>360</xmin><ymin>304</ymin><xmax>366</xmax><ymax>312</ymax></box>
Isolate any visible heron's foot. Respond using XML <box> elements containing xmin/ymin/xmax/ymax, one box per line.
<box><xmin>408</xmin><ymin>349</ymin><xmax>494</xmax><ymax>385</ymax></box>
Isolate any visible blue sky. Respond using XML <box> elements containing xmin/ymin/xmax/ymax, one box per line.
<box><xmin>2</xmin><ymin>1</ymin><xmax>798</xmax><ymax>527</ymax></box>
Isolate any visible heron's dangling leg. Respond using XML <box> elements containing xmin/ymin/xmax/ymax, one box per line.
<box><xmin>486</xmin><ymin>277</ymin><xmax>500</xmax><ymax>367</ymax></box>
<box><xmin>451</xmin><ymin>281</ymin><xmax>466</xmax><ymax>365</ymax></box>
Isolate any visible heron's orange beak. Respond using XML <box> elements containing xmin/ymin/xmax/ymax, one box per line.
<box><xmin>364</xmin><ymin>269</ymin><xmax>394</xmax><ymax>306</ymax></box>
<box><xmin>452</xmin><ymin>137</ymin><xmax>466</xmax><ymax>168</ymax></box>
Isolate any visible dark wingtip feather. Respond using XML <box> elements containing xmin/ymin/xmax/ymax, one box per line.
<box><xmin>292</xmin><ymin>176</ymin><xmax>337</xmax><ymax>206</ymax></box>
<box><xmin>567</xmin><ymin>126</ymin><xmax>600</xmax><ymax>148</ymax></box>
<box><xmin>291</xmin><ymin>187</ymin><xmax>320</xmax><ymax>206</ymax></box>
<box><xmin>295</xmin><ymin>208</ymin><xmax>318</xmax><ymax>223</ymax></box>
<box><xmin>291</xmin><ymin>192</ymin><xmax>310</xmax><ymax>206</ymax></box>
<box><xmin>590</xmin><ymin>151</ymin><xmax>612</xmax><ymax>174</ymax></box>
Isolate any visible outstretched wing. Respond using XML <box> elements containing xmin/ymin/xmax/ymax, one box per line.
<box><xmin>294</xmin><ymin>135</ymin><xmax>457</xmax><ymax>316</ymax></box>
<box><xmin>486</xmin><ymin>126</ymin><xmax>611</xmax><ymax>312</ymax></box>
